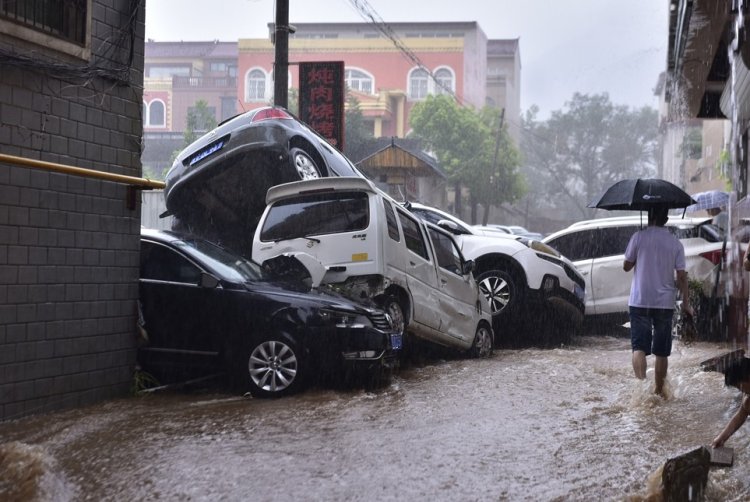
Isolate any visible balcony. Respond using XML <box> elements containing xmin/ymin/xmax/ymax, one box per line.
<box><xmin>172</xmin><ymin>76</ymin><xmax>237</xmax><ymax>89</ymax></box>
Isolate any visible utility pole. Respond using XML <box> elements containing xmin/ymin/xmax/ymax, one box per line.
<box><xmin>273</xmin><ymin>0</ymin><xmax>289</xmax><ymax>108</ymax></box>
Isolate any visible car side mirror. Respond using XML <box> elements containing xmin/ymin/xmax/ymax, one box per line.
<box><xmin>200</xmin><ymin>272</ymin><xmax>220</xmax><ymax>289</ymax></box>
<box><xmin>462</xmin><ymin>259</ymin><xmax>475</xmax><ymax>275</ymax></box>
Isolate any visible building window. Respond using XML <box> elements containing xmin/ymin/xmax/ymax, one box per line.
<box><xmin>148</xmin><ymin>100</ymin><xmax>166</xmax><ymax>127</ymax></box>
<box><xmin>434</xmin><ymin>67</ymin><xmax>454</xmax><ymax>95</ymax></box>
<box><xmin>409</xmin><ymin>66</ymin><xmax>456</xmax><ymax>100</ymax></box>
<box><xmin>0</xmin><ymin>0</ymin><xmax>91</xmax><ymax>58</ymax></box>
<box><xmin>144</xmin><ymin>100</ymin><xmax>166</xmax><ymax>128</ymax></box>
<box><xmin>246</xmin><ymin>68</ymin><xmax>267</xmax><ymax>102</ymax></box>
<box><xmin>148</xmin><ymin>65</ymin><xmax>191</xmax><ymax>78</ymax></box>
<box><xmin>345</xmin><ymin>68</ymin><xmax>374</xmax><ymax>94</ymax></box>
<box><xmin>1</xmin><ymin>0</ymin><xmax>87</xmax><ymax>46</ymax></box>
<box><xmin>409</xmin><ymin>68</ymin><xmax>429</xmax><ymax>100</ymax></box>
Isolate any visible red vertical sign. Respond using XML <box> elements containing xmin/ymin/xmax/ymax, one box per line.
<box><xmin>299</xmin><ymin>61</ymin><xmax>345</xmax><ymax>150</ymax></box>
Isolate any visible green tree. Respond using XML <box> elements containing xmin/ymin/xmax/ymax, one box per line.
<box><xmin>183</xmin><ymin>99</ymin><xmax>218</xmax><ymax>145</ymax></box>
<box><xmin>343</xmin><ymin>93</ymin><xmax>375</xmax><ymax>161</ymax></box>
<box><xmin>521</xmin><ymin>93</ymin><xmax>658</xmax><ymax>222</ymax></box>
<box><xmin>409</xmin><ymin>95</ymin><xmax>523</xmax><ymax>221</ymax></box>
<box><xmin>168</xmin><ymin>99</ymin><xmax>218</xmax><ymax>171</ymax></box>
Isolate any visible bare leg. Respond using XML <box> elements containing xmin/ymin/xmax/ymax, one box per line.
<box><xmin>655</xmin><ymin>356</ymin><xmax>668</xmax><ymax>396</ymax></box>
<box><xmin>632</xmin><ymin>350</ymin><xmax>647</xmax><ymax>379</ymax></box>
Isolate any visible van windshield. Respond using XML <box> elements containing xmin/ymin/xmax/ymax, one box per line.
<box><xmin>260</xmin><ymin>191</ymin><xmax>369</xmax><ymax>242</ymax></box>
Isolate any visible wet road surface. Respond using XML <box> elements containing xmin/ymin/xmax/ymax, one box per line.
<box><xmin>1</xmin><ymin>336</ymin><xmax>749</xmax><ymax>501</ymax></box>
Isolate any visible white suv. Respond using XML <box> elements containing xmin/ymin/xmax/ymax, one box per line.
<box><xmin>252</xmin><ymin>177</ymin><xmax>495</xmax><ymax>358</ymax></box>
<box><xmin>542</xmin><ymin>215</ymin><xmax>724</xmax><ymax>330</ymax></box>
<box><xmin>405</xmin><ymin>203</ymin><xmax>586</xmax><ymax>344</ymax></box>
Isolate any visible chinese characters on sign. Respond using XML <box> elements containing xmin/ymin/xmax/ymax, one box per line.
<box><xmin>299</xmin><ymin>61</ymin><xmax>345</xmax><ymax>150</ymax></box>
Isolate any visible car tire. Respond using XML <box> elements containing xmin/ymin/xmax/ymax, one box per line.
<box><xmin>237</xmin><ymin>337</ymin><xmax>305</xmax><ymax>398</ymax></box>
<box><xmin>476</xmin><ymin>268</ymin><xmax>520</xmax><ymax>319</ymax></box>
<box><xmin>468</xmin><ymin>321</ymin><xmax>494</xmax><ymax>358</ymax></box>
<box><xmin>290</xmin><ymin>147</ymin><xmax>322</xmax><ymax>180</ymax></box>
<box><xmin>382</xmin><ymin>294</ymin><xmax>407</xmax><ymax>336</ymax></box>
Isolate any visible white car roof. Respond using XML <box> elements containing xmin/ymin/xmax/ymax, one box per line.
<box><xmin>564</xmin><ymin>215</ymin><xmax>712</xmax><ymax>230</ymax></box>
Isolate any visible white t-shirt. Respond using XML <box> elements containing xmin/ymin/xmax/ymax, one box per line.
<box><xmin>624</xmin><ymin>226</ymin><xmax>686</xmax><ymax>309</ymax></box>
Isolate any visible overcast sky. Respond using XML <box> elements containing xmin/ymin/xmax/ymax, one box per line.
<box><xmin>144</xmin><ymin>0</ymin><xmax>668</xmax><ymax>119</ymax></box>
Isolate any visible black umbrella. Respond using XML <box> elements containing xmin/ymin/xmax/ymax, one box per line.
<box><xmin>588</xmin><ymin>178</ymin><xmax>697</xmax><ymax>211</ymax></box>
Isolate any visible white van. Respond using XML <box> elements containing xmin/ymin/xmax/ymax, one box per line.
<box><xmin>252</xmin><ymin>177</ymin><xmax>494</xmax><ymax>357</ymax></box>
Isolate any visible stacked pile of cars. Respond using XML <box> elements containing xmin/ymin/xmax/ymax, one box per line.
<box><xmin>143</xmin><ymin>106</ymin><xmax>544</xmax><ymax>398</ymax></box>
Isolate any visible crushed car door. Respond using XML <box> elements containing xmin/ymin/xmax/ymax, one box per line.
<box><xmin>427</xmin><ymin>226</ymin><xmax>476</xmax><ymax>347</ymax></box>
<box><xmin>395</xmin><ymin>209</ymin><xmax>441</xmax><ymax>330</ymax></box>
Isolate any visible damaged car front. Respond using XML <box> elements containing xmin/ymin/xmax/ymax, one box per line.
<box><xmin>139</xmin><ymin>228</ymin><xmax>400</xmax><ymax>397</ymax></box>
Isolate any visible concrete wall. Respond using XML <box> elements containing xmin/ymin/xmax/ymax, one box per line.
<box><xmin>0</xmin><ymin>0</ymin><xmax>146</xmax><ymax>421</ymax></box>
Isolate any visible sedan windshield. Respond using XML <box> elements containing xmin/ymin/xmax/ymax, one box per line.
<box><xmin>173</xmin><ymin>238</ymin><xmax>268</xmax><ymax>283</ymax></box>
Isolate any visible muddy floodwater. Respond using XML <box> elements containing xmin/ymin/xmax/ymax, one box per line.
<box><xmin>1</xmin><ymin>336</ymin><xmax>749</xmax><ymax>501</ymax></box>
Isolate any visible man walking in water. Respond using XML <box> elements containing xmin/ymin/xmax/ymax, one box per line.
<box><xmin>623</xmin><ymin>205</ymin><xmax>693</xmax><ymax>397</ymax></box>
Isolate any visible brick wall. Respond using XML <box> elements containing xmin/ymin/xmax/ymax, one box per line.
<box><xmin>0</xmin><ymin>0</ymin><xmax>146</xmax><ymax>421</ymax></box>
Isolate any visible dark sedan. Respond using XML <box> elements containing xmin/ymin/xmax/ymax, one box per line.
<box><xmin>163</xmin><ymin>106</ymin><xmax>366</xmax><ymax>256</ymax></box>
<box><xmin>138</xmin><ymin>228</ymin><xmax>400</xmax><ymax>397</ymax></box>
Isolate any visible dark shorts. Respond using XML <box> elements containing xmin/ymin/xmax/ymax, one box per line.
<box><xmin>629</xmin><ymin>307</ymin><xmax>674</xmax><ymax>357</ymax></box>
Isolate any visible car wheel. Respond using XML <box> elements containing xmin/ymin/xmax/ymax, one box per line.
<box><xmin>476</xmin><ymin>269</ymin><xmax>519</xmax><ymax>318</ymax></box>
<box><xmin>382</xmin><ymin>294</ymin><xmax>407</xmax><ymax>336</ymax></box>
<box><xmin>469</xmin><ymin>322</ymin><xmax>494</xmax><ymax>358</ymax></box>
<box><xmin>290</xmin><ymin>147</ymin><xmax>322</xmax><ymax>180</ymax></box>
<box><xmin>239</xmin><ymin>337</ymin><xmax>305</xmax><ymax>398</ymax></box>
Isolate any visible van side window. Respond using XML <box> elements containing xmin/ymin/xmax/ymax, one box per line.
<box><xmin>428</xmin><ymin>228</ymin><xmax>462</xmax><ymax>275</ymax></box>
<box><xmin>383</xmin><ymin>199</ymin><xmax>400</xmax><ymax>241</ymax></box>
<box><xmin>396</xmin><ymin>210</ymin><xmax>429</xmax><ymax>260</ymax></box>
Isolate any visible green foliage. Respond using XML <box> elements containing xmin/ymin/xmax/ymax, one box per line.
<box><xmin>521</xmin><ymin>93</ymin><xmax>659</xmax><ymax>221</ymax></box>
<box><xmin>343</xmin><ymin>93</ymin><xmax>375</xmax><ymax>161</ymax></box>
<box><xmin>184</xmin><ymin>99</ymin><xmax>218</xmax><ymax>145</ymax></box>
<box><xmin>169</xmin><ymin>99</ymin><xmax>218</xmax><ymax>167</ymax></box>
<box><xmin>409</xmin><ymin>95</ymin><xmax>524</xmax><ymax>217</ymax></box>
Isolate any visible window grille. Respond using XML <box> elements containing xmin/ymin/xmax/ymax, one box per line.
<box><xmin>1</xmin><ymin>0</ymin><xmax>87</xmax><ymax>46</ymax></box>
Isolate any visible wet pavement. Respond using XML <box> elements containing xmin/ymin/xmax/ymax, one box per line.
<box><xmin>1</xmin><ymin>335</ymin><xmax>749</xmax><ymax>501</ymax></box>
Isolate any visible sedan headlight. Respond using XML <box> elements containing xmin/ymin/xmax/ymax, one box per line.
<box><xmin>319</xmin><ymin>309</ymin><xmax>373</xmax><ymax>328</ymax></box>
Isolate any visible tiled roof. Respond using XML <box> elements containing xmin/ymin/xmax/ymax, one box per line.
<box><xmin>145</xmin><ymin>41</ymin><xmax>238</xmax><ymax>59</ymax></box>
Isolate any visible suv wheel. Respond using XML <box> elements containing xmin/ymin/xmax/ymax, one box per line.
<box><xmin>290</xmin><ymin>147</ymin><xmax>322</xmax><ymax>180</ymax></box>
<box><xmin>469</xmin><ymin>322</ymin><xmax>494</xmax><ymax>358</ymax></box>
<box><xmin>239</xmin><ymin>337</ymin><xmax>305</xmax><ymax>397</ymax></box>
<box><xmin>476</xmin><ymin>269</ymin><xmax>519</xmax><ymax>318</ymax></box>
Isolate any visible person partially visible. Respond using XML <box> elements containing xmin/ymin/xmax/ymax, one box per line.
<box><xmin>623</xmin><ymin>205</ymin><xmax>694</xmax><ymax>397</ymax></box>
<box><xmin>708</xmin><ymin>206</ymin><xmax>728</xmax><ymax>233</ymax></box>
<box><xmin>712</xmin><ymin>358</ymin><xmax>750</xmax><ymax>448</ymax></box>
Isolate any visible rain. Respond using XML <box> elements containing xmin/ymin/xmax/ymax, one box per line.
<box><xmin>3</xmin><ymin>1</ymin><xmax>750</xmax><ymax>501</ymax></box>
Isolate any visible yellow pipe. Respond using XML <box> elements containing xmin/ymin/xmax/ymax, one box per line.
<box><xmin>0</xmin><ymin>153</ymin><xmax>166</xmax><ymax>189</ymax></box>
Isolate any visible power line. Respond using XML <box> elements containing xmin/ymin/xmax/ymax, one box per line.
<box><xmin>345</xmin><ymin>0</ymin><xmax>465</xmax><ymax>105</ymax></box>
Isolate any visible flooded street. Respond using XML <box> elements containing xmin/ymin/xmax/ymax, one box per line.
<box><xmin>2</xmin><ymin>336</ymin><xmax>750</xmax><ymax>501</ymax></box>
